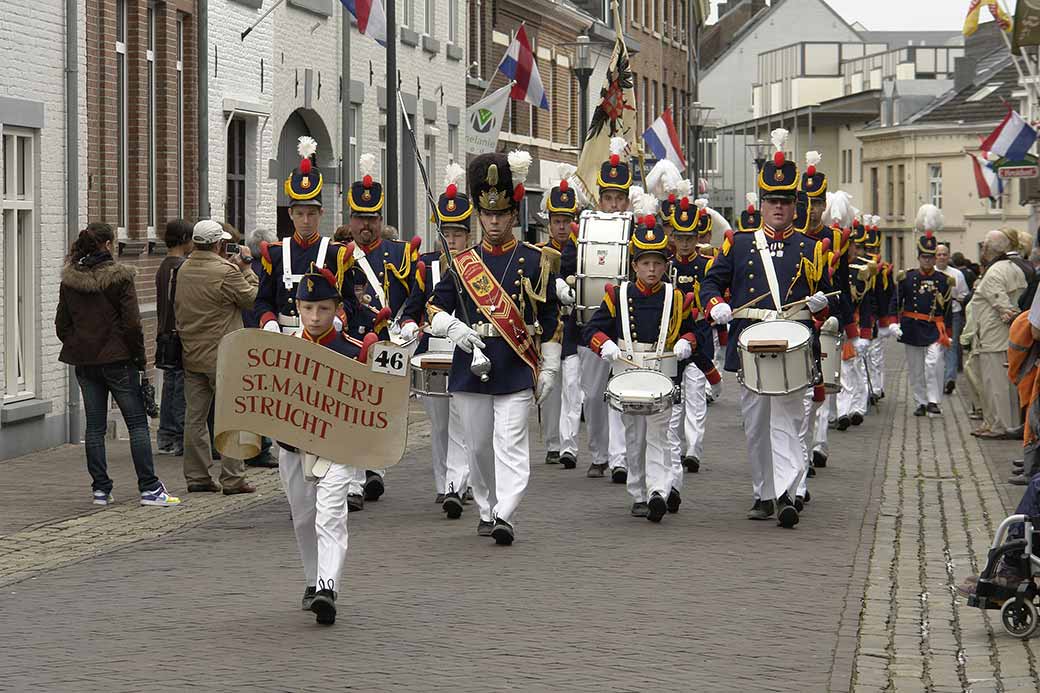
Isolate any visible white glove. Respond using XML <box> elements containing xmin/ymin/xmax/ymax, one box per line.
<box><xmin>673</xmin><ymin>338</ymin><xmax>693</xmax><ymax>361</ymax></box>
<box><xmin>536</xmin><ymin>342</ymin><xmax>562</xmax><ymax>405</ymax></box>
<box><xmin>399</xmin><ymin>321</ymin><xmax>421</xmax><ymax>341</ymax></box>
<box><xmin>555</xmin><ymin>278</ymin><xmax>576</xmax><ymax>306</ymax></box>
<box><xmin>806</xmin><ymin>291</ymin><xmax>829</xmax><ymax>313</ymax></box>
<box><xmin>710</xmin><ymin>379</ymin><xmax>723</xmax><ymax>400</ymax></box>
<box><xmin>599</xmin><ymin>340</ymin><xmax>622</xmax><ymax>362</ymax></box>
<box><xmin>262</xmin><ymin>320</ymin><xmax>281</xmax><ymax>333</ymax></box>
<box><xmin>879</xmin><ymin>324</ymin><xmax>899</xmax><ymax>340</ymax></box>
<box><xmin>891</xmin><ymin>325</ymin><xmax>903</xmax><ymax>340</ymax></box>
<box><xmin>709</xmin><ymin>303</ymin><xmax>732</xmax><ymax>325</ymax></box>
<box><xmin>430</xmin><ymin>311</ymin><xmax>485</xmax><ymax>354</ymax></box>
<box><xmin>853</xmin><ymin>337</ymin><xmax>869</xmax><ymax>355</ymax></box>
<box><xmin>333</xmin><ymin>315</ymin><xmax>344</xmax><ymax>332</ymax></box>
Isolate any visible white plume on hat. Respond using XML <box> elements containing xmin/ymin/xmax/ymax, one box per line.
<box><xmin>675</xmin><ymin>178</ymin><xmax>693</xmax><ymax>199</ymax></box>
<box><xmin>508</xmin><ymin>149</ymin><xmax>533</xmax><ymax>183</ymax></box>
<box><xmin>630</xmin><ymin>187</ymin><xmax>658</xmax><ymax>218</ymax></box>
<box><xmin>770</xmin><ymin>128</ymin><xmax>789</xmax><ymax>152</ymax></box>
<box><xmin>628</xmin><ymin>184</ymin><xmax>645</xmax><ymax>204</ymax></box>
<box><xmin>707</xmin><ymin>206</ymin><xmax>732</xmax><ymax>233</ymax></box>
<box><xmin>915</xmin><ymin>204</ymin><xmax>944</xmax><ymax>232</ymax></box>
<box><xmin>297</xmin><ymin>136</ymin><xmax>318</xmax><ymax>160</ymax></box>
<box><xmin>805</xmin><ymin>151</ymin><xmax>822</xmax><ymax>168</ymax></box>
<box><xmin>824</xmin><ymin>190</ymin><xmax>854</xmax><ymax>229</ymax></box>
<box><xmin>646</xmin><ymin>159</ymin><xmax>682</xmax><ymax>200</ymax></box>
<box><xmin>359</xmin><ymin>153</ymin><xmax>377</xmax><ymax>178</ymax></box>
<box><xmin>609</xmin><ymin>136</ymin><xmax>628</xmax><ymax>157</ymax></box>
<box><xmin>556</xmin><ymin>162</ymin><xmax>577</xmax><ymax>182</ymax></box>
<box><xmin>694</xmin><ymin>198</ymin><xmax>708</xmax><ymax>211</ymax></box>
<box><xmin>745</xmin><ymin>192</ymin><xmax>758</xmax><ymax>209</ymax></box>
<box><xmin>443</xmin><ymin>161</ymin><xmax>465</xmax><ymax>189</ymax></box>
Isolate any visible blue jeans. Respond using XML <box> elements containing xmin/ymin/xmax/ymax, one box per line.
<box><xmin>76</xmin><ymin>362</ymin><xmax>160</xmax><ymax>494</ymax></box>
<box><xmin>944</xmin><ymin>310</ymin><xmax>965</xmax><ymax>384</ymax></box>
<box><xmin>157</xmin><ymin>368</ymin><xmax>185</xmax><ymax>450</ymax></box>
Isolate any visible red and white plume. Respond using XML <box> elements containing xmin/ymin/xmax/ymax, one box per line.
<box><xmin>745</xmin><ymin>192</ymin><xmax>758</xmax><ymax>213</ymax></box>
<box><xmin>915</xmin><ymin>204</ymin><xmax>944</xmax><ymax>233</ymax></box>
<box><xmin>443</xmin><ymin>161</ymin><xmax>465</xmax><ymax>198</ymax></box>
<box><xmin>508</xmin><ymin>149</ymin><xmax>533</xmax><ymax>202</ymax></box>
<box><xmin>358</xmin><ymin>152</ymin><xmax>377</xmax><ymax>189</ymax></box>
<box><xmin>804</xmin><ymin>150</ymin><xmax>821</xmax><ymax>177</ymax></box>
<box><xmin>297</xmin><ymin>136</ymin><xmax>318</xmax><ymax>175</ymax></box>
<box><xmin>770</xmin><ymin>128</ymin><xmax>789</xmax><ymax>167</ymax></box>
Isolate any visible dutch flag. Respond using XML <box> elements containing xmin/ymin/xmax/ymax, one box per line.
<box><xmin>341</xmin><ymin>0</ymin><xmax>387</xmax><ymax>46</ymax></box>
<box><xmin>642</xmin><ymin>110</ymin><xmax>686</xmax><ymax>171</ymax></box>
<box><xmin>969</xmin><ymin>153</ymin><xmax>1003</xmax><ymax>201</ymax></box>
<box><xmin>498</xmin><ymin>25</ymin><xmax>550</xmax><ymax>110</ymax></box>
<box><xmin>980</xmin><ymin>108</ymin><xmax>1037</xmax><ymax>163</ymax></box>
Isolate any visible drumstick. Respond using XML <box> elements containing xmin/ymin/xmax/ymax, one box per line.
<box><xmin>779</xmin><ymin>290</ymin><xmax>841</xmax><ymax>312</ymax></box>
<box><xmin>617</xmin><ymin>355</ymin><xmax>640</xmax><ymax>368</ymax></box>
<box><xmin>730</xmin><ymin>292</ymin><xmax>772</xmax><ymax>315</ymax></box>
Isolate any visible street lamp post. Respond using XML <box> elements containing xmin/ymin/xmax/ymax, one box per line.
<box><xmin>686</xmin><ymin>101</ymin><xmax>713</xmax><ymax>194</ymax></box>
<box><xmin>746</xmin><ymin>138</ymin><xmax>769</xmax><ymax>172</ymax></box>
<box><xmin>572</xmin><ymin>35</ymin><xmax>593</xmax><ymax>145</ymax></box>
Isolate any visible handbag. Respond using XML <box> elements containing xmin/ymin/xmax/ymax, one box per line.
<box><xmin>155</xmin><ymin>263</ymin><xmax>184</xmax><ymax>370</ymax></box>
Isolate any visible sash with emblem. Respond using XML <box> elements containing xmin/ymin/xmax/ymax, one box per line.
<box><xmin>453</xmin><ymin>248</ymin><xmax>541</xmax><ymax>376</ymax></box>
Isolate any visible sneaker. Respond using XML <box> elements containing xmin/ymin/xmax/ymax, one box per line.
<box><xmin>156</xmin><ymin>444</ymin><xmax>182</xmax><ymax>456</ymax></box>
<box><xmin>807</xmin><ymin>465</ymin><xmax>816</xmax><ymax>478</ymax></box>
<box><xmin>92</xmin><ymin>490</ymin><xmax>114</xmax><ymax>506</ymax></box>
<box><xmin>666</xmin><ymin>488</ymin><xmax>681</xmax><ymax>514</ymax></box>
<box><xmin>301</xmin><ymin>585</ymin><xmax>317</xmax><ymax>610</ymax></box>
<box><xmin>630</xmin><ymin>502</ymin><xmax>649</xmax><ymax>518</ymax></box>
<box><xmin>647</xmin><ymin>492</ymin><xmax>667</xmax><ymax>523</ymax></box>
<box><xmin>944</xmin><ymin>380</ymin><xmax>956</xmax><ymax>395</ymax></box>
<box><xmin>559</xmin><ymin>452</ymin><xmax>577</xmax><ymax>470</ymax></box>
<box><xmin>812</xmin><ymin>451</ymin><xmax>827</xmax><ymax>468</ymax></box>
<box><xmin>836</xmin><ymin>416</ymin><xmax>851</xmax><ymax>431</ymax></box>
<box><xmin>347</xmin><ymin>494</ymin><xmax>364</xmax><ymax>513</ymax></box>
<box><xmin>245</xmin><ymin>450</ymin><xmax>278</xmax><ymax>468</ymax></box>
<box><xmin>776</xmin><ymin>494</ymin><xmax>799</xmax><ymax>529</ymax></box>
<box><xmin>363</xmin><ymin>472</ymin><xmax>385</xmax><ymax>501</ymax></box>
<box><xmin>310</xmin><ymin>580</ymin><xmax>337</xmax><ymax>625</ymax></box>
<box><xmin>850</xmin><ymin>412</ymin><xmax>864</xmax><ymax>426</ymax></box>
<box><xmin>747</xmin><ymin>499</ymin><xmax>774</xmax><ymax>521</ymax></box>
<box><xmin>491</xmin><ymin>518</ymin><xmax>515</xmax><ymax>546</ymax></box>
<box><xmin>610</xmin><ymin>467</ymin><xmax>628</xmax><ymax>484</ymax></box>
<box><xmin>1009</xmin><ymin>473</ymin><xmax>1029</xmax><ymax>486</ymax></box>
<box><xmin>442</xmin><ymin>491</ymin><xmax>464</xmax><ymax>519</ymax></box>
<box><xmin>477</xmin><ymin>519</ymin><xmax>494</xmax><ymax>537</ymax></box>
<box><xmin>545</xmin><ymin>451</ymin><xmax>560</xmax><ymax>465</ymax></box>
<box><xmin>926</xmin><ymin>402</ymin><xmax>942</xmax><ymax>416</ymax></box>
<box><xmin>913</xmin><ymin>405</ymin><xmax>927</xmax><ymax>417</ymax></box>
<box><xmin>586</xmin><ymin>462</ymin><xmax>607</xmax><ymax>478</ymax></box>
<box><xmin>140</xmin><ymin>485</ymin><xmax>181</xmax><ymax>507</ymax></box>
<box><xmin>682</xmin><ymin>456</ymin><xmax>700</xmax><ymax>473</ymax></box>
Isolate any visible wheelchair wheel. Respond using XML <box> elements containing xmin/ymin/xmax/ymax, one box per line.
<box><xmin>1001</xmin><ymin>598</ymin><xmax>1039</xmax><ymax>639</ymax></box>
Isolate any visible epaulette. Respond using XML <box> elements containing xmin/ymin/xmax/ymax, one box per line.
<box><xmin>333</xmin><ymin>244</ymin><xmax>350</xmax><ymax>290</ymax></box>
<box><xmin>529</xmin><ymin>241</ymin><xmax>562</xmax><ymax>275</ymax></box>
<box><xmin>721</xmin><ymin>230</ymin><xmax>735</xmax><ymax>256</ymax></box>
<box><xmin>259</xmin><ymin>240</ymin><xmax>281</xmax><ymax>275</ymax></box>
<box><xmin>415</xmin><ymin>260</ymin><xmax>427</xmax><ymax>293</ymax></box>
<box><xmin>386</xmin><ymin>238</ymin><xmax>417</xmax><ymax>288</ymax></box>
<box><xmin>603</xmin><ymin>282</ymin><xmax>617</xmax><ymax>317</ymax></box>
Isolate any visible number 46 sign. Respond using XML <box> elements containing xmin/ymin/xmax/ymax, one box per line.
<box><xmin>369</xmin><ymin>340</ymin><xmax>416</xmax><ymax>377</ymax></box>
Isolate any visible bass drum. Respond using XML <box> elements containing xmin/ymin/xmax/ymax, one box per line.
<box><xmin>818</xmin><ymin>317</ymin><xmax>842</xmax><ymax>394</ymax></box>
<box><xmin>575</xmin><ymin>210</ymin><xmax>633</xmax><ymax>324</ymax></box>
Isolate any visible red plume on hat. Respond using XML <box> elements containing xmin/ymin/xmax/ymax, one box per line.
<box><xmin>770</xmin><ymin>128</ymin><xmax>789</xmax><ymax>167</ymax></box>
<box><xmin>509</xmin><ymin>149</ymin><xmax>532</xmax><ymax>204</ymax></box>
<box><xmin>297</xmin><ymin>136</ymin><xmax>317</xmax><ymax>175</ymax></box>
<box><xmin>318</xmin><ymin>267</ymin><xmax>337</xmax><ymax>289</ymax></box>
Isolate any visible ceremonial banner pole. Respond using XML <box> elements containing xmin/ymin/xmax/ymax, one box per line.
<box><xmin>386</xmin><ymin>0</ymin><xmax>399</xmax><ymax>227</ymax></box>
<box><xmin>240</xmin><ymin>0</ymin><xmax>287</xmax><ymax>41</ymax></box>
<box><xmin>342</xmin><ymin>0</ymin><xmax>352</xmax><ymax>224</ymax></box>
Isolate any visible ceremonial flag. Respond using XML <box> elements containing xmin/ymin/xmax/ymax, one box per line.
<box><xmin>464</xmin><ymin>83</ymin><xmax>512</xmax><ymax>153</ymax></box>
<box><xmin>574</xmin><ymin>21</ymin><xmax>636</xmax><ymax>204</ymax></box>
<box><xmin>981</xmin><ymin>108</ymin><xmax>1038</xmax><ymax>162</ymax></box>
<box><xmin>340</xmin><ymin>0</ymin><xmax>387</xmax><ymax>46</ymax></box>
<box><xmin>969</xmin><ymin>153</ymin><xmax>1002</xmax><ymax>202</ymax></box>
<box><xmin>498</xmin><ymin>25</ymin><xmax>550</xmax><ymax>110</ymax></box>
<box><xmin>964</xmin><ymin>0</ymin><xmax>1012</xmax><ymax>36</ymax></box>
<box><xmin>642</xmin><ymin>110</ymin><xmax>686</xmax><ymax>170</ymax></box>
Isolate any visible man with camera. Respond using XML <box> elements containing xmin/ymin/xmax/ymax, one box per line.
<box><xmin>175</xmin><ymin>219</ymin><xmax>259</xmax><ymax>494</ymax></box>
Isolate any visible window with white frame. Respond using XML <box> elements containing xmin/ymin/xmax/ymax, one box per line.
<box><xmin>404</xmin><ymin>0</ymin><xmax>414</xmax><ymax>29</ymax></box>
<box><xmin>425</xmin><ymin>0</ymin><xmax>434</xmax><ymax>35</ymax></box>
<box><xmin>116</xmin><ymin>0</ymin><xmax>128</xmax><ymax>234</ymax></box>
<box><xmin>2</xmin><ymin>128</ymin><xmax>37</xmax><ymax>402</ymax></box>
<box><xmin>698</xmin><ymin>134</ymin><xmax>718</xmax><ymax>174</ymax></box>
<box><xmin>928</xmin><ymin>163</ymin><xmax>942</xmax><ymax>208</ymax></box>
<box><xmin>447</xmin><ymin>123</ymin><xmax>458</xmax><ymax>163</ymax></box>
<box><xmin>349</xmin><ymin>104</ymin><xmax>359</xmax><ymax>181</ymax></box>
<box><xmin>448</xmin><ymin>0</ymin><xmax>458</xmax><ymax>44</ymax></box>
<box><xmin>146</xmin><ymin>3</ymin><xmax>156</xmax><ymax>234</ymax></box>
<box><xmin>177</xmin><ymin>15</ymin><xmax>185</xmax><ymax>216</ymax></box>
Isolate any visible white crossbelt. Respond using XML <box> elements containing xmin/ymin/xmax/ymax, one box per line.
<box><xmin>753</xmin><ymin>229</ymin><xmax>783</xmax><ymax>312</ymax></box>
<box><xmin>733</xmin><ymin>307</ymin><xmax>811</xmax><ymax>321</ymax></box>
<box><xmin>282</xmin><ymin>236</ymin><xmax>330</xmax><ymax>291</ymax></box>
<box><xmin>619</xmin><ymin>281</ymin><xmax>673</xmax><ymax>361</ymax></box>
<box><xmin>353</xmin><ymin>244</ymin><xmax>388</xmax><ymax>309</ymax></box>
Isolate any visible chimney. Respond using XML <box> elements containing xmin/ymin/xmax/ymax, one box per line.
<box><xmin>954</xmin><ymin>56</ymin><xmax>978</xmax><ymax>93</ymax></box>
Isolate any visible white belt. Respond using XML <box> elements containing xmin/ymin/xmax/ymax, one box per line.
<box><xmin>277</xmin><ymin>314</ymin><xmax>301</xmax><ymax>327</ymax></box>
<box><xmin>617</xmin><ymin>341</ymin><xmax>660</xmax><ymax>353</ymax></box>
<box><xmin>734</xmin><ymin>308</ymin><xmax>810</xmax><ymax>321</ymax></box>
<box><xmin>474</xmin><ymin>322</ymin><xmax>536</xmax><ymax>338</ymax></box>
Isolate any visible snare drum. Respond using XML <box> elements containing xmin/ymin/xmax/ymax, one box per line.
<box><xmin>604</xmin><ymin>369</ymin><xmax>678</xmax><ymax>416</ymax></box>
<box><xmin>818</xmin><ymin>318</ymin><xmax>842</xmax><ymax>394</ymax></box>
<box><xmin>409</xmin><ymin>353</ymin><xmax>453</xmax><ymax>397</ymax></box>
<box><xmin>736</xmin><ymin>320</ymin><xmax>815</xmax><ymax>396</ymax></box>
<box><xmin>575</xmin><ymin>210</ymin><xmax>632</xmax><ymax>324</ymax></box>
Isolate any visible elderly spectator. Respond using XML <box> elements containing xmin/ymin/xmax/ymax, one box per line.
<box><xmin>971</xmin><ymin>230</ymin><xmax>1028</xmax><ymax>439</ymax></box>
<box><xmin>381</xmin><ymin>224</ymin><xmax>399</xmax><ymax>241</ymax></box>
<box><xmin>936</xmin><ymin>244</ymin><xmax>969</xmax><ymax>393</ymax></box>
<box><xmin>154</xmin><ymin>219</ymin><xmax>194</xmax><ymax>456</ymax></box>
<box><xmin>175</xmin><ymin>220</ymin><xmax>259</xmax><ymax>493</ymax></box>
<box><xmin>56</xmin><ymin>222</ymin><xmax>181</xmax><ymax>507</ymax></box>
<box><xmin>334</xmin><ymin>224</ymin><xmax>352</xmax><ymax>243</ymax></box>
<box><xmin>960</xmin><ymin>298</ymin><xmax>984</xmax><ymax>421</ymax></box>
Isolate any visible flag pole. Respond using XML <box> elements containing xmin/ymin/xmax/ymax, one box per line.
<box><xmin>240</xmin><ymin>0</ymin><xmax>287</xmax><ymax>41</ymax></box>
<box><xmin>342</xmin><ymin>1</ymin><xmax>352</xmax><ymax>225</ymax></box>
<box><xmin>479</xmin><ymin>23</ymin><xmax>521</xmax><ymax>101</ymax></box>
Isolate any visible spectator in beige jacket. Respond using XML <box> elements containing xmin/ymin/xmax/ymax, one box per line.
<box><xmin>174</xmin><ymin>220</ymin><xmax>259</xmax><ymax>493</ymax></box>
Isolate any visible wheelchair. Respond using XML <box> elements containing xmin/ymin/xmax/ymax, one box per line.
<box><xmin>967</xmin><ymin>514</ymin><xmax>1040</xmax><ymax>639</ymax></box>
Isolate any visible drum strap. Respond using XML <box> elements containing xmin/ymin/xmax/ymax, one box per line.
<box><xmin>620</xmin><ymin>282</ymin><xmax>634</xmax><ymax>359</ymax></box>
<box><xmin>282</xmin><ymin>236</ymin><xmax>330</xmax><ymax>292</ymax></box>
<box><xmin>753</xmin><ymin>229</ymin><xmax>783</xmax><ymax>313</ymax></box>
<box><xmin>656</xmin><ymin>284</ymin><xmax>673</xmax><ymax>356</ymax></box>
<box><xmin>618</xmin><ymin>281</ymin><xmax>673</xmax><ymax>359</ymax></box>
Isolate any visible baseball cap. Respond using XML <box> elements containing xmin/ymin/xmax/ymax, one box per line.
<box><xmin>192</xmin><ymin>219</ymin><xmax>233</xmax><ymax>244</ymax></box>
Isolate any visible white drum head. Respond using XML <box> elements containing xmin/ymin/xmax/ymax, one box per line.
<box><xmin>606</xmin><ymin>369</ymin><xmax>673</xmax><ymax>398</ymax></box>
<box><xmin>738</xmin><ymin>319</ymin><xmax>812</xmax><ymax>350</ymax></box>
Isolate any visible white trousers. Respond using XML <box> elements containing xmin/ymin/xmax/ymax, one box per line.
<box><xmin>739</xmin><ymin>388</ymin><xmax>807</xmax><ymax>502</ymax></box>
<box><xmin>621</xmin><ymin>407</ymin><xmax>673</xmax><ymax>503</ymax></box>
<box><xmin>454</xmin><ymin>390</ymin><xmax>533</xmax><ymax>523</ymax></box>
<box><xmin>420</xmin><ymin>394</ymin><xmax>450</xmax><ymax>495</ymax></box>
<box><xmin>279</xmin><ymin>448</ymin><xmax>351</xmax><ymax>588</ymax></box>
<box><xmin>682</xmin><ymin>365</ymin><xmax>708</xmax><ymax>460</ymax></box>
<box><xmin>541</xmin><ymin>354</ymin><xmax>582</xmax><ymax>456</ymax></box>
<box><xmin>796</xmin><ymin>390</ymin><xmax>823</xmax><ymax>497</ymax></box>
<box><xmin>666</xmin><ymin>402</ymin><xmax>684</xmax><ymax>493</ymax></box>
<box><xmin>812</xmin><ymin>394</ymin><xmax>833</xmax><ymax>458</ymax></box>
<box><xmin>866</xmin><ymin>337</ymin><xmax>885</xmax><ymax>395</ymax></box>
<box><xmin>442</xmin><ymin>397</ymin><xmax>472</xmax><ymax>497</ymax></box>
<box><xmin>837</xmin><ymin>354</ymin><xmax>869</xmax><ymax>418</ymax></box>
<box><xmin>905</xmin><ymin>343</ymin><xmax>944</xmax><ymax>407</ymax></box>
<box><xmin>608</xmin><ymin>408</ymin><xmax>627</xmax><ymax>470</ymax></box>
<box><xmin>578</xmin><ymin>346</ymin><xmax>611</xmax><ymax>465</ymax></box>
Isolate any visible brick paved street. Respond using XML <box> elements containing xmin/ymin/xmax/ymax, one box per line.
<box><xmin>1</xmin><ymin>347</ymin><xmax>1037</xmax><ymax>692</ymax></box>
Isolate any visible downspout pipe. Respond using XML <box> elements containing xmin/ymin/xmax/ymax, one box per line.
<box><xmin>66</xmin><ymin>0</ymin><xmax>81</xmax><ymax>444</ymax></box>
<box><xmin>198</xmin><ymin>0</ymin><xmax>210</xmax><ymax>218</ymax></box>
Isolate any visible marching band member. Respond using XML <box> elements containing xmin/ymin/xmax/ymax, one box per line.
<box><xmin>892</xmin><ymin>205</ymin><xmax>952</xmax><ymax>417</ymax></box>
<box><xmin>836</xmin><ymin>221</ymin><xmax>876</xmax><ymax>430</ymax></box>
<box><xmin>700</xmin><ymin>129</ymin><xmax>833</xmax><ymax>529</ymax></box>
<box><xmin>865</xmin><ymin>215</ymin><xmax>896</xmax><ymax>402</ymax></box>
<box><xmin>278</xmin><ymin>263</ymin><xmax>377</xmax><ymax>626</ymax></box>
<box><xmin>583</xmin><ymin>197</ymin><xmax>721</xmax><ymax>522</ymax></box>
<box><xmin>537</xmin><ymin>164</ymin><xmax>582</xmax><ymax>469</ymax></box>
<box><xmin>425</xmin><ymin>151</ymin><xmax>561</xmax><ymax>545</ymax></box>
<box><xmin>582</xmin><ymin>137</ymin><xmax>632</xmax><ymax>482</ymax></box>
<box><xmin>699</xmin><ymin>196</ymin><xmax>730</xmax><ymax>393</ymax></box>
<box><xmin>400</xmin><ymin>163</ymin><xmax>474</xmax><ymax>517</ymax></box>
<box><xmin>343</xmin><ymin>153</ymin><xmax>422</xmax><ymax>502</ymax></box>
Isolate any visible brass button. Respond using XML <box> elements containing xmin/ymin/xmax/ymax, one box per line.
<box><xmin>749</xmin><ymin>287</ymin><xmax>756</xmax><ymax>293</ymax></box>
<box><xmin>511</xmin><ymin>293</ymin><xmax>518</xmax><ymax>300</ymax></box>
<box><xmin>518</xmin><ymin>257</ymin><xmax>525</xmax><ymax>264</ymax></box>
<box><xmin>384</xmin><ymin>251</ymin><xmax>390</xmax><ymax>257</ymax></box>
<box><xmin>514</xmin><ymin>280</ymin><xmax>520</xmax><ymax>286</ymax></box>
<box><xmin>748</xmin><ymin>260</ymin><xmax>753</xmax><ymax>266</ymax></box>
<box><xmin>748</xmin><ymin>274</ymin><xmax>754</xmax><ymax>279</ymax></box>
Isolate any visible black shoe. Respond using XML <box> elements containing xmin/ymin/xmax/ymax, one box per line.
<box><xmin>611</xmin><ymin>467</ymin><xmax>628</xmax><ymax>484</ymax></box>
<box><xmin>647</xmin><ymin>492</ymin><xmax>667</xmax><ymax>523</ymax></box>
<box><xmin>777</xmin><ymin>494</ymin><xmax>799</xmax><ymax>529</ymax></box>
<box><xmin>347</xmin><ymin>494</ymin><xmax>364</xmax><ymax>513</ymax></box>
<box><xmin>913</xmin><ymin>405</ymin><xmax>927</xmax><ymax>417</ymax></box>
<box><xmin>545</xmin><ymin>451</ymin><xmax>560</xmax><ymax>465</ymax></box>
<box><xmin>631</xmin><ymin>502</ymin><xmax>649</xmax><ymax>517</ymax></box>
<box><xmin>211</xmin><ymin>451</ymin><xmax>222</xmax><ymax>461</ymax></box>
<box><xmin>868</xmin><ymin>393</ymin><xmax>879</xmax><ymax>406</ymax></box>
<box><xmin>682</xmin><ymin>456</ymin><xmax>700</xmax><ymax>473</ymax></box>
<box><xmin>878</xmin><ymin>390</ymin><xmax>886</xmax><ymax>400</ymax></box>
<box><xmin>850</xmin><ymin>412</ymin><xmax>864</xmax><ymax>426</ymax></box>
<box><xmin>491</xmin><ymin>519</ymin><xmax>515</xmax><ymax>545</ymax></box>
<box><xmin>1009</xmin><ymin>473</ymin><xmax>1029</xmax><ymax>486</ymax></box>
<box><xmin>586</xmin><ymin>462</ymin><xmax>607</xmax><ymax>478</ymax></box>
<box><xmin>301</xmin><ymin>585</ymin><xmax>316</xmax><ymax>611</ymax></box>
<box><xmin>442</xmin><ymin>491</ymin><xmax>464</xmax><ymax>519</ymax></box>
<box><xmin>807</xmin><ymin>465</ymin><xmax>816</xmax><ymax>478</ymax></box>
<box><xmin>794</xmin><ymin>496</ymin><xmax>805</xmax><ymax>512</ymax></box>
<box><xmin>926</xmin><ymin>402</ymin><xmax>941</xmax><ymax>416</ymax></box>
<box><xmin>945</xmin><ymin>380</ymin><xmax>956</xmax><ymax>394</ymax></box>
<box><xmin>187</xmin><ymin>481</ymin><xmax>222</xmax><ymax>493</ymax></box>
<box><xmin>435</xmin><ymin>493</ymin><xmax>445</xmax><ymax>504</ymax></box>
<box><xmin>803</xmin><ymin>490</ymin><xmax>811</xmax><ymax>504</ymax></box>
<box><xmin>560</xmin><ymin>452</ymin><xmax>577</xmax><ymax>469</ymax></box>
<box><xmin>1013</xmin><ymin>459</ymin><xmax>1025</xmax><ymax>469</ymax></box>
<box><xmin>310</xmin><ymin>583</ymin><xmax>337</xmax><ymax>625</ymax></box>
<box><xmin>477</xmin><ymin>520</ymin><xmax>494</xmax><ymax>537</ymax></box>
<box><xmin>463</xmin><ymin>487</ymin><xmax>474</xmax><ymax>502</ymax></box>
<box><xmin>666</xmin><ymin>488</ymin><xmax>681</xmax><ymax>514</ymax></box>
<box><xmin>747</xmin><ymin>499</ymin><xmax>774</xmax><ymax>521</ymax></box>
<box><xmin>245</xmin><ymin>450</ymin><xmax>279</xmax><ymax>468</ymax></box>
<box><xmin>836</xmin><ymin>416</ymin><xmax>851</xmax><ymax>431</ymax></box>
<box><xmin>812</xmin><ymin>451</ymin><xmax>828</xmax><ymax>468</ymax></box>
<box><xmin>363</xmin><ymin>472</ymin><xmax>384</xmax><ymax>501</ymax></box>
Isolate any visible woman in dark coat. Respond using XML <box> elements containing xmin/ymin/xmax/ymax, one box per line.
<box><xmin>56</xmin><ymin>222</ymin><xmax>180</xmax><ymax>507</ymax></box>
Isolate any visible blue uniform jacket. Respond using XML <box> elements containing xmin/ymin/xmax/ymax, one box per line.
<box><xmin>402</xmin><ymin>250</ymin><xmax>454</xmax><ymax>356</ymax></box>
<box><xmin>542</xmin><ymin>235</ymin><xmax>580</xmax><ymax>358</ymax></box>
<box><xmin>891</xmin><ymin>268</ymin><xmax>952</xmax><ymax>347</ymax></box>
<box><xmin>581</xmin><ymin>280</ymin><xmax>720</xmax><ymax>385</ymax></box>
<box><xmin>671</xmin><ymin>250</ymin><xmax>716</xmax><ymax>362</ymax></box>
<box><xmin>255</xmin><ymin>232</ymin><xmax>350</xmax><ymax>327</ymax></box>
<box><xmin>352</xmin><ymin>237</ymin><xmax>419</xmax><ymax>316</ymax></box>
<box><xmin>848</xmin><ymin>259</ymin><xmax>877</xmax><ymax>338</ymax></box>
<box><xmin>428</xmin><ymin>239</ymin><xmax>561</xmax><ymax>395</ymax></box>
<box><xmin>868</xmin><ymin>254</ymin><xmax>897</xmax><ymax>335</ymax></box>
<box><xmin>699</xmin><ymin>226</ymin><xmax>833</xmax><ymax>372</ymax></box>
